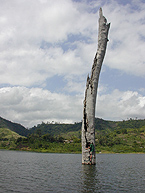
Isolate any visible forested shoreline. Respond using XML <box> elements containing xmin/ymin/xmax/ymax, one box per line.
<box><xmin>0</xmin><ymin>117</ymin><xmax>145</xmax><ymax>153</ymax></box>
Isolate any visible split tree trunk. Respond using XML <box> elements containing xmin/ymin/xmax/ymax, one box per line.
<box><xmin>82</xmin><ymin>8</ymin><xmax>110</xmax><ymax>165</ymax></box>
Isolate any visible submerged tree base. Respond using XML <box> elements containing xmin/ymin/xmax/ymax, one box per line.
<box><xmin>82</xmin><ymin>162</ymin><xmax>96</xmax><ymax>165</ymax></box>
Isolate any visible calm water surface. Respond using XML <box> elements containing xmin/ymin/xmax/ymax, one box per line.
<box><xmin>0</xmin><ymin>150</ymin><xmax>145</xmax><ymax>193</ymax></box>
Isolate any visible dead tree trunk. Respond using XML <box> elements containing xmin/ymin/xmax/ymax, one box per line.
<box><xmin>82</xmin><ymin>8</ymin><xmax>110</xmax><ymax>165</ymax></box>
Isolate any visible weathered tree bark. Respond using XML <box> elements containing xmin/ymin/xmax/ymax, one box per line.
<box><xmin>82</xmin><ymin>8</ymin><xmax>110</xmax><ymax>165</ymax></box>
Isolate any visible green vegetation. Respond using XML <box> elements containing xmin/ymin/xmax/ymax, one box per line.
<box><xmin>15</xmin><ymin>132</ymin><xmax>81</xmax><ymax>153</ymax></box>
<box><xmin>29</xmin><ymin>121</ymin><xmax>82</xmax><ymax>136</ymax></box>
<box><xmin>0</xmin><ymin>116</ymin><xmax>29</xmax><ymax>136</ymax></box>
<box><xmin>96</xmin><ymin>126</ymin><xmax>145</xmax><ymax>153</ymax></box>
<box><xmin>0</xmin><ymin>117</ymin><xmax>145</xmax><ymax>153</ymax></box>
<box><xmin>0</xmin><ymin>128</ymin><xmax>25</xmax><ymax>150</ymax></box>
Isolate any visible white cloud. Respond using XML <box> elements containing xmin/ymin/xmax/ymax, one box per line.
<box><xmin>0</xmin><ymin>86</ymin><xmax>145</xmax><ymax>128</ymax></box>
<box><xmin>1</xmin><ymin>0</ymin><xmax>144</xmax><ymax>88</ymax></box>
<box><xmin>0</xmin><ymin>0</ymin><xmax>145</xmax><ymax>127</ymax></box>
<box><xmin>0</xmin><ymin>86</ymin><xmax>83</xmax><ymax>127</ymax></box>
<box><xmin>97</xmin><ymin>89</ymin><xmax>145</xmax><ymax>120</ymax></box>
<box><xmin>103</xmin><ymin>1</ymin><xmax>145</xmax><ymax>76</ymax></box>
<box><xmin>0</xmin><ymin>0</ymin><xmax>98</xmax><ymax>87</ymax></box>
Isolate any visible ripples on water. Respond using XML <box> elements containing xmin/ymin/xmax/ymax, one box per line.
<box><xmin>0</xmin><ymin>150</ymin><xmax>145</xmax><ymax>193</ymax></box>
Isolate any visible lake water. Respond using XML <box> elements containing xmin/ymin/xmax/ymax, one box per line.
<box><xmin>0</xmin><ymin>150</ymin><xmax>145</xmax><ymax>193</ymax></box>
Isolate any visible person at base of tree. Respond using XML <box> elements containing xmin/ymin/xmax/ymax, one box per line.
<box><xmin>86</xmin><ymin>142</ymin><xmax>94</xmax><ymax>163</ymax></box>
<box><xmin>89</xmin><ymin>142</ymin><xmax>94</xmax><ymax>163</ymax></box>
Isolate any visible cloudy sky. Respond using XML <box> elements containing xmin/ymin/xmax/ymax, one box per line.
<box><xmin>0</xmin><ymin>0</ymin><xmax>145</xmax><ymax>128</ymax></box>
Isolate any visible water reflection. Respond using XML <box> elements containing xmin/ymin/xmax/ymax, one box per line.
<box><xmin>81</xmin><ymin>164</ymin><xmax>99</xmax><ymax>192</ymax></box>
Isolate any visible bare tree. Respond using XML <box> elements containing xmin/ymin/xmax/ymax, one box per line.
<box><xmin>82</xmin><ymin>8</ymin><xmax>110</xmax><ymax>165</ymax></box>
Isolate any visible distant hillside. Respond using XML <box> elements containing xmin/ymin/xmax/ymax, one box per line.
<box><xmin>29</xmin><ymin>118</ymin><xmax>145</xmax><ymax>136</ymax></box>
<box><xmin>0</xmin><ymin>117</ymin><xmax>145</xmax><ymax>153</ymax></box>
<box><xmin>0</xmin><ymin>128</ymin><xmax>25</xmax><ymax>149</ymax></box>
<box><xmin>1</xmin><ymin>116</ymin><xmax>145</xmax><ymax>138</ymax></box>
<box><xmin>95</xmin><ymin>118</ymin><xmax>117</xmax><ymax>131</ymax></box>
<box><xmin>0</xmin><ymin>128</ymin><xmax>23</xmax><ymax>140</ymax></box>
<box><xmin>29</xmin><ymin>121</ymin><xmax>82</xmax><ymax>136</ymax></box>
<box><xmin>28</xmin><ymin>118</ymin><xmax>117</xmax><ymax>140</ymax></box>
<box><xmin>0</xmin><ymin>117</ymin><xmax>29</xmax><ymax>136</ymax></box>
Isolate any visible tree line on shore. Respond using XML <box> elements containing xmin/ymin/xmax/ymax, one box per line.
<box><xmin>0</xmin><ymin>117</ymin><xmax>145</xmax><ymax>153</ymax></box>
